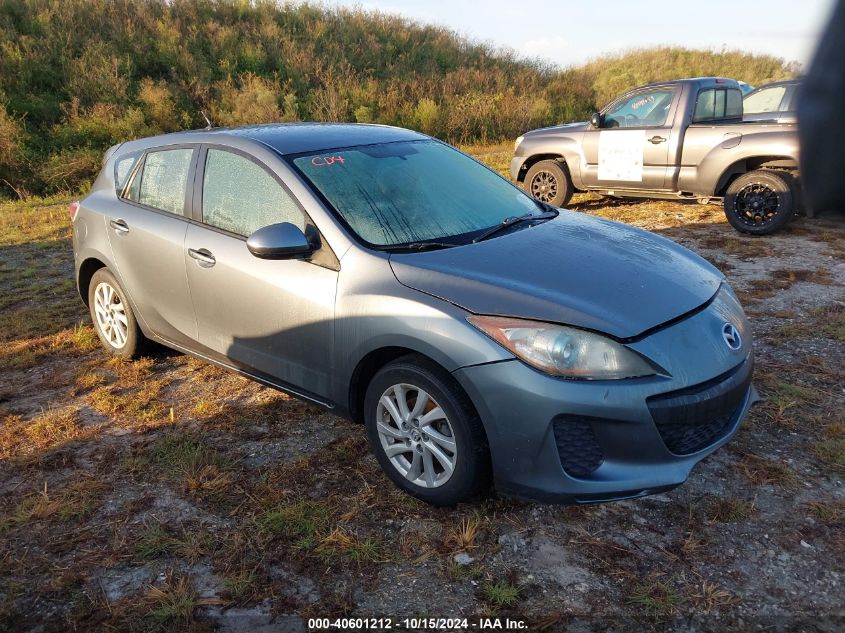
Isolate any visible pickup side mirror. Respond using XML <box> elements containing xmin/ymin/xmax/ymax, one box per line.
<box><xmin>246</xmin><ymin>222</ymin><xmax>312</xmax><ymax>259</ymax></box>
<box><xmin>590</xmin><ymin>112</ymin><xmax>604</xmax><ymax>128</ymax></box>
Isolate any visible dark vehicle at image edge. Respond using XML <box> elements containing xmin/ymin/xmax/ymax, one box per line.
<box><xmin>72</xmin><ymin>123</ymin><xmax>756</xmax><ymax>506</ymax></box>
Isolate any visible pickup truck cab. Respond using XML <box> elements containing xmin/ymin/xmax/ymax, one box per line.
<box><xmin>512</xmin><ymin>78</ymin><xmax>801</xmax><ymax>235</ymax></box>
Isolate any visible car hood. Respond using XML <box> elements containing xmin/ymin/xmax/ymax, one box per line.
<box><xmin>388</xmin><ymin>213</ymin><xmax>724</xmax><ymax>340</ymax></box>
<box><xmin>524</xmin><ymin>121</ymin><xmax>589</xmax><ymax>136</ymax></box>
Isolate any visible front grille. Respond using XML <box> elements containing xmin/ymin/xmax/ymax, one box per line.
<box><xmin>552</xmin><ymin>416</ymin><xmax>604</xmax><ymax>477</ymax></box>
<box><xmin>648</xmin><ymin>359</ymin><xmax>752</xmax><ymax>455</ymax></box>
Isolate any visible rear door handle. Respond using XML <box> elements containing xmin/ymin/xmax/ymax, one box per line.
<box><xmin>109</xmin><ymin>218</ymin><xmax>129</xmax><ymax>234</ymax></box>
<box><xmin>188</xmin><ymin>248</ymin><xmax>216</xmax><ymax>267</ymax></box>
<box><xmin>649</xmin><ymin>136</ymin><xmax>667</xmax><ymax>144</ymax></box>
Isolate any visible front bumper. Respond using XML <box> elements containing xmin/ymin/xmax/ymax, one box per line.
<box><xmin>509</xmin><ymin>155</ymin><xmax>527</xmax><ymax>182</ymax></box>
<box><xmin>452</xmin><ymin>299</ymin><xmax>755</xmax><ymax>504</ymax></box>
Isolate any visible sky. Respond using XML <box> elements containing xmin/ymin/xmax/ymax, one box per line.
<box><xmin>320</xmin><ymin>0</ymin><xmax>835</xmax><ymax>68</ymax></box>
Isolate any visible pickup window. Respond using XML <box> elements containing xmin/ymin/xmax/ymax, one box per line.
<box><xmin>604</xmin><ymin>88</ymin><xmax>676</xmax><ymax>128</ymax></box>
<box><xmin>693</xmin><ymin>88</ymin><xmax>742</xmax><ymax>122</ymax></box>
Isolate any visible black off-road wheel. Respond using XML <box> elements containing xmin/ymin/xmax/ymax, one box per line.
<box><xmin>524</xmin><ymin>160</ymin><xmax>574</xmax><ymax>208</ymax></box>
<box><xmin>723</xmin><ymin>170</ymin><xmax>794</xmax><ymax>235</ymax></box>
<box><xmin>364</xmin><ymin>355</ymin><xmax>491</xmax><ymax>506</ymax></box>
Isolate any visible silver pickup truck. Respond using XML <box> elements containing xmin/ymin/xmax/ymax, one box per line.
<box><xmin>511</xmin><ymin>77</ymin><xmax>800</xmax><ymax>235</ymax></box>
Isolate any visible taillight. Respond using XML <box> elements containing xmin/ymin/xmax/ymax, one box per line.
<box><xmin>69</xmin><ymin>200</ymin><xmax>80</xmax><ymax>222</ymax></box>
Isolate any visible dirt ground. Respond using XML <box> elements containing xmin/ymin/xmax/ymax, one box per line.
<box><xmin>1</xmin><ymin>147</ymin><xmax>844</xmax><ymax>632</ymax></box>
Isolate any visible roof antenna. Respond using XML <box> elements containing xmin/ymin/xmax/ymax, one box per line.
<box><xmin>200</xmin><ymin>110</ymin><xmax>214</xmax><ymax>130</ymax></box>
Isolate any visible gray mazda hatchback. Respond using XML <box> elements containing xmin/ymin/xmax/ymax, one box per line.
<box><xmin>72</xmin><ymin>123</ymin><xmax>755</xmax><ymax>506</ymax></box>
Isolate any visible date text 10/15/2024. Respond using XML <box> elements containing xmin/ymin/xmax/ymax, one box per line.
<box><xmin>307</xmin><ymin>617</ymin><xmax>529</xmax><ymax>630</ymax></box>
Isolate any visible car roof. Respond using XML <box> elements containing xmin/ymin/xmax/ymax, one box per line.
<box><xmin>745</xmin><ymin>79</ymin><xmax>801</xmax><ymax>94</ymax></box>
<box><xmin>114</xmin><ymin>122</ymin><xmax>428</xmax><ymax>157</ymax></box>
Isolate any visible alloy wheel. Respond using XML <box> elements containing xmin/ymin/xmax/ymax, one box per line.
<box><xmin>93</xmin><ymin>281</ymin><xmax>129</xmax><ymax>349</ymax></box>
<box><xmin>530</xmin><ymin>170</ymin><xmax>558</xmax><ymax>202</ymax></box>
<box><xmin>376</xmin><ymin>383</ymin><xmax>457</xmax><ymax>488</ymax></box>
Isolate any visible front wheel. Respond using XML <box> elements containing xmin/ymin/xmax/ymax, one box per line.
<box><xmin>723</xmin><ymin>170</ymin><xmax>794</xmax><ymax>235</ymax></box>
<box><xmin>524</xmin><ymin>160</ymin><xmax>574</xmax><ymax>207</ymax></box>
<box><xmin>364</xmin><ymin>355</ymin><xmax>491</xmax><ymax>506</ymax></box>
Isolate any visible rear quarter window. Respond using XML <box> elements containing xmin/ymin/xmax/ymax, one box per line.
<box><xmin>113</xmin><ymin>152</ymin><xmax>141</xmax><ymax>196</ymax></box>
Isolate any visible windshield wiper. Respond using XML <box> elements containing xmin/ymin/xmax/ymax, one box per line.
<box><xmin>472</xmin><ymin>210</ymin><xmax>558</xmax><ymax>243</ymax></box>
<box><xmin>378</xmin><ymin>241</ymin><xmax>459</xmax><ymax>252</ymax></box>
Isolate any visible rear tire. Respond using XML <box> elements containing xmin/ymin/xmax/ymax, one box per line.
<box><xmin>723</xmin><ymin>170</ymin><xmax>794</xmax><ymax>235</ymax></box>
<box><xmin>88</xmin><ymin>268</ymin><xmax>143</xmax><ymax>359</ymax></box>
<box><xmin>524</xmin><ymin>160</ymin><xmax>574</xmax><ymax>207</ymax></box>
<box><xmin>364</xmin><ymin>355</ymin><xmax>491</xmax><ymax>506</ymax></box>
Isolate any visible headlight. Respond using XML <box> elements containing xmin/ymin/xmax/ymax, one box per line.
<box><xmin>514</xmin><ymin>135</ymin><xmax>524</xmax><ymax>151</ymax></box>
<box><xmin>468</xmin><ymin>315</ymin><xmax>658</xmax><ymax>379</ymax></box>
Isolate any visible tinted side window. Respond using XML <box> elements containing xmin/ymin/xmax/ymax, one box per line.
<box><xmin>202</xmin><ymin>149</ymin><xmax>305</xmax><ymax>237</ymax></box>
<box><xmin>132</xmin><ymin>148</ymin><xmax>193</xmax><ymax>214</ymax></box>
<box><xmin>604</xmin><ymin>88</ymin><xmax>675</xmax><ymax>128</ymax></box>
<box><xmin>693</xmin><ymin>88</ymin><xmax>743</xmax><ymax>122</ymax></box>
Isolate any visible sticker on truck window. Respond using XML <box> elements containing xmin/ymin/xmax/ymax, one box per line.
<box><xmin>598</xmin><ymin>130</ymin><xmax>645</xmax><ymax>182</ymax></box>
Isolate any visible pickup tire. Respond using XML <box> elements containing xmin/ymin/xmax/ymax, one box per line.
<box><xmin>524</xmin><ymin>160</ymin><xmax>573</xmax><ymax>207</ymax></box>
<box><xmin>723</xmin><ymin>170</ymin><xmax>794</xmax><ymax>235</ymax></box>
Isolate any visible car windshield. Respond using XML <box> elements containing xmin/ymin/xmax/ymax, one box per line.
<box><xmin>291</xmin><ymin>140</ymin><xmax>542</xmax><ymax>247</ymax></box>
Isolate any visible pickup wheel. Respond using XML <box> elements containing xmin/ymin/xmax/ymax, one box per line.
<box><xmin>524</xmin><ymin>160</ymin><xmax>573</xmax><ymax>207</ymax></box>
<box><xmin>723</xmin><ymin>170</ymin><xmax>794</xmax><ymax>235</ymax></box>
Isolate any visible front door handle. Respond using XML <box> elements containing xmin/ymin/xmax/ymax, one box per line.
<box><xmin>109</xmin><ymin>218</ymin><xmax>129</xmax><ymax>234</ymax></box>
<box><xmin>188</xmin><ymin>248</ymin><xmax>216</xmax><ymax>267</ymax></box>
<box><xmin>649</xmin><ymin>135</ymin><xmax>667</xmax><ymax>144</ymax></box>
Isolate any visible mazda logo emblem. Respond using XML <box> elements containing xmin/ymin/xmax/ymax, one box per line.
<box><xmin>722</xmin><ymin>322</ymin><xmax>742</xmax><ymax>350</ymax></box>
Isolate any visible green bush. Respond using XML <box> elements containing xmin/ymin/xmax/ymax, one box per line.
<box><xmin>0</xmin><ymin>0</ymin><xmax>798</xmax><ymax>196</ymax></box>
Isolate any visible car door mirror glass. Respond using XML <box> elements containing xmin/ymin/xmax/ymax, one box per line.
<box><xmin>246</xmin><ymin>222</ymin><xmax>312</xmax><ymax>259</ymax></box>
<box><xmin>590</xmin><ymin>112</ymin><xmax>603</xmax><ymax>128</ymax></box>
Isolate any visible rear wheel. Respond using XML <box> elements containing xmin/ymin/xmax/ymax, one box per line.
<box><xmin>524</xmin><ymin>160</ymin><xmax>574</xmax><ymax>207</ymax></box>
<box><xmin>364</xmin><ymin>355</ymin><xmax>491</xmax><ymax>506</ymax></box>
<box><xmin>88</xmin><ymin>268</ymin><xmax>143</xmax><ymax>358</ymax></box>
<box><xmin>723</xmin><ymin>170</ymin><xmax>794</xmax><ymax>235</ymax></box>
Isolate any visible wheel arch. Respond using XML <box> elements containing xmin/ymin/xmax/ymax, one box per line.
<box><xmin>348</xmin><ymin>346</ymin><xmax>484</xmax><ymax>429</ymax></box>
<box><xmin>77</xmin><ymin>257</ymin><xmax>108</xmax><ymax>307</ymax></box>
<box><xmin>516</xmin><ymin>153</ymin><xmax>567</xmax><ymax>183</ymax></box>
<box><xmin>713</xmin><ymin>156</ymin><xmax>799</xmax><ymax>197</ymax></box>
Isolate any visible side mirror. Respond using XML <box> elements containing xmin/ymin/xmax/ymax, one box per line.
<box><xmin>246</xmin><ymin>222</ymin><xmax>312</xmax><ymax>259</ymax></box>
<box><xmin>590</xmin><ymin>112</ymin><xmax>604</xmax><ymax>128</ymax></box>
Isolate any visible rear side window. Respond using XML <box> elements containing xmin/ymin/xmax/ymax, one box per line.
<box><xmin>201</xmin><ymin>149</ymin><xmax>305</xmax><ymax>237</ymax></box>
<box><xmin>113</xmin><ymin>153</ymin><xmax>140</xmax><ymax>196</ymax></box>
<box><xmin>743</xmin><ymin>85</ymin><xmax>787</xmax><ymax>114</ymax></box>
<box><xmin>125</xmin><ymin>148</ymin><xmax>194</xmax><ymax>215</ymax></box>
<box><xmin>693</xmin><ymin>88</ymin><xmax>743</xmax><ymax>122</ymax></box>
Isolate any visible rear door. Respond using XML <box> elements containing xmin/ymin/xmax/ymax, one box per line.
<box><xmin>581</xmin><ymin>86</ymin><xmax>678</xmax><ymax>190</ymax></box>
<box><xmin>184</xmin><ymin>146</ymin><xmax>338</xmax><ymax>399</ymax></box>
<box><xmin>105</xmin><ymin>145</ymin><xmax>198</xmax><ymax>346</ymax></box>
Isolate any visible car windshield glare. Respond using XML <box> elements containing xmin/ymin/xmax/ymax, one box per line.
<box><xmin>292</xmin><ymin>140</ymin><xmax>541</xmax><ymax>247</ymax></box>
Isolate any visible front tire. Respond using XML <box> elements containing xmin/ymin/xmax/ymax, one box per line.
<box><xmin>723</xmin><ymin>170</ymin><xmax>794</xmax><ymax>235</ymax></box>
<box><xmin>364</xmin><ymin>355</ymin><xmax>491</xmax><ymax>506</ymax></box>
<box><xmin>88</xmin><ymin>268</ymin><xmax>143</xmax><ymax>358</ymax></box>
<box><xmin>524</xmin><ymin>160</ymin><xmax>574</xmax><ymax>207</ymax></box>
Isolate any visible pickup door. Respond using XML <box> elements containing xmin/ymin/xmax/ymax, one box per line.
<box><xmin>580</xmin><ymin>85</ymin><xmax>679</xmax><ymax>190</ymax></box>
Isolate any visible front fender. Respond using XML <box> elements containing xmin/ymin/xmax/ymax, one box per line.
<box><xmin>513</xmin><ymin>131</ymin><xmax>587</xmax><ymax>186</ymax></box>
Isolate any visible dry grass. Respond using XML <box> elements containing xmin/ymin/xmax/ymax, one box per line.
<box><xmin>444</xmin><ymin>514</ymin><xmax>482</xmax><ymax>551</ymax></box>
<box><xmin>0</xmin><ymin>407</ymin><xmax>87</xmax><ymax>461</ymax></box>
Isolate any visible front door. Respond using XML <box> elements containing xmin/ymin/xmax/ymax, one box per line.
<box><xmin>580</xmin><ymin>86</ymin><xmax>678</xmax><ymax>190</ymax></box>
<box><xmin>184</xmin><ymin>147</ymin><xmax>337</xmax><ymax>399</ymax></box>
<box><xmin>106</xmin><ymin>146</ymin><xmax>197</xmax><ymax>346</ymax></box>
